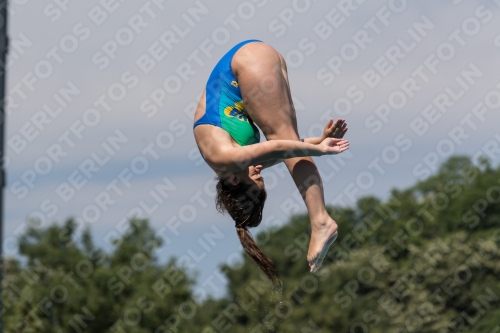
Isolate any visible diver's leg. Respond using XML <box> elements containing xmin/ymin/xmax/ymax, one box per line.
<box><xmin>232</xmin><ymin>42</ymin><xmax>337</xmax><ymax>272</ymax></box>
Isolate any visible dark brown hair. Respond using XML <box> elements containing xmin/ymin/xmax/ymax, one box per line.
<box><xmin>215</xmin><ymin>176</ymin><xmax>280</xmax><ymax>283</ymax></box>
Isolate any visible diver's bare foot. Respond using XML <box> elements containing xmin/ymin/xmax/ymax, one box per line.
<box><xmin>307</xmin><ymin>217</ymin><xmax>338</xmax><ymax>272</ymax></box>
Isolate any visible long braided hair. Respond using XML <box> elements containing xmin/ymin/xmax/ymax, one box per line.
<box><xmin>215</xmin><ymin>176</ymin><xmax>280</xmax><ymax>283</ymax></box>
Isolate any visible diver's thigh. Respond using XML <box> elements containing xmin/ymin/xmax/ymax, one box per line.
<box><xmin>232</xmin><ymin>42</ymin><xmax>298</xmax><ymax>140</ymax></box>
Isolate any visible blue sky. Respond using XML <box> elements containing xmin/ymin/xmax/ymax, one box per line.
<box><xmin>4</xmin><ymin>0</ymin><xmax>500</xmax><ymax>298</ymax></box>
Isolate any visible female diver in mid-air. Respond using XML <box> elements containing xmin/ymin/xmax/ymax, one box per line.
<box><xmin>193</xmin><ymin>39</ymin><xmax>349</xmax><ymax>283</ymax></box>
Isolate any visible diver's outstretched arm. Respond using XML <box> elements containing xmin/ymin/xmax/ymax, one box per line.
<box><xmin>212</xmin><ymin>138</ymin><xmax>349</xmax><ymax>172</ymax></box>
<box><xmin>262</xmin><ymin>119</ymin><xmax>349</xmax><ymax>169</ymax></box>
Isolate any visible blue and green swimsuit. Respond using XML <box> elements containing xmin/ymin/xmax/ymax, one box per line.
<box><xmin>194</xmin><ymin>40</ymin><xmax>261</xmax><ymax>148</ymax></box>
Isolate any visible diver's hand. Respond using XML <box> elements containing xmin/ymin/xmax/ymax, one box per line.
<box><xmin>319</xmin><ymin>137</ymin><xmax>350</xmax><ymax>155</ymax></box>
<box><xmin>322</xmin><ymin>118</ymin><xmax>348</xmax><ymax>140</ymax></box>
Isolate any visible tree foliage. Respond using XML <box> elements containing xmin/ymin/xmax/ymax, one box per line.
<box><xmin>2</xmin><ymin>155</ymin><xmax>500</xmax><ymax>332</ymax></box>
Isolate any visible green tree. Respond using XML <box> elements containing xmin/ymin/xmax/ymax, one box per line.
<box><xmin>3</xmin><ymin>155</ymin><xmax>500</xmax><ymax>333</ymax></box>
<box><xmin>2</xmin><ymin>218</ymin><xmax>199</xmax><ymax>332</ymax></box>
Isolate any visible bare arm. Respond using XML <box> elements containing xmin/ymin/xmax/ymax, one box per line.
<box><xmin>302</xmin><ymin>137</ymin><xmax>323</xmax><ymax>145</ymax></box>
<box><xmin>259</xmin><ymin>119</ymin><xmax>349</xmax><ymax>169</ymax></box>
<box><xmin>213</xmin><ymin>138</ymin><xmax>348</xmax><ymax>172</ymax></box>
<box><xmin>218</xmin><ymin>140</ymin><xmax>324</xmax><ymax>172</ymax></box>
<box><xmin>261</xmin><ymin>158</ymin><xmax>283</xmax><ymax>170</ymax></box>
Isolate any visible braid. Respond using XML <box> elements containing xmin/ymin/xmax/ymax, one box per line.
<box><xmin>215</xmin><ymin>176</ymin><xmax>280</xmax><ymax>283</ymax></box>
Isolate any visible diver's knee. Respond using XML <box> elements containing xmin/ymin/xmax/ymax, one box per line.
<box><xmin>233</xmin><ymin>42</ymin><xmax>281</xmax><ymax>75</ymax></box>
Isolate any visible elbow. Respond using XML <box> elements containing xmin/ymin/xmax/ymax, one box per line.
<box><xmin>210</xmin><ymin>149</ymin><xmax>247</xmax><ymax>172</ymax></box>
<box><xmin>226</xmin><ymin>154</ymin><xmax>251</xmax><ymax>172</ymax></box>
